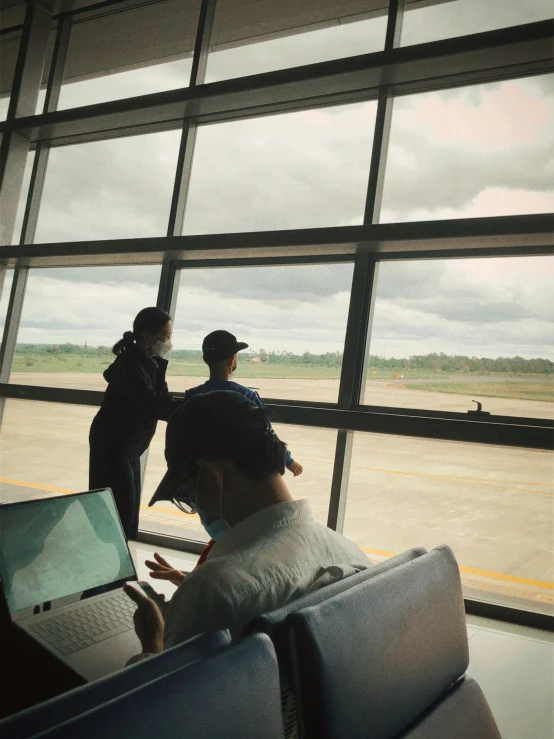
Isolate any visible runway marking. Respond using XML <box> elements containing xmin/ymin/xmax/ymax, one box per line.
<box><xmin>3</xmin><ymin>435</ymin><xmax>551</xmax><ymax>495</ymax></box>
<box><xmin>143</xmin><ymin>503</ymin><xmax>200</xmax><ymax>522</ymax></box>
<box><xmin>1</xmin><ymin>477</ymin><xmax>552</xmax><ymax>592</ymax></box>
<box><xmin>457</xmin><ymin>565</ymin><xmax>554</xmax><ymax>591</ymax></box>
<box><xmin>297</xmin><ymin>459</ymin><xmax>554</xmax><ymax>496</ymax></box>
<box><xmin>0</xmin><ymin>478</ymin><xmax>198</xmax><ymax>520</ymax></box>
<box><xmin>0</xmin><ymin>477</ymin><xmax>75</xmax><ymax>495</ymax></box>
<box><xmin>359</xmin><ymin>546</ymin><xmax>554</xmax><ymax>590</ymax></box>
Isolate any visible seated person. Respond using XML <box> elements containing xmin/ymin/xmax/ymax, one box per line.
<box><xmin>126</xmin><ymin>391</ymin><xmax>371</xmax><ymax>657</ymax></box>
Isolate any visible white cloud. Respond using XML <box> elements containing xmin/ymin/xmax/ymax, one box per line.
<box><xmin>34</xmin><ymin>131</ymin><xmax>181</xmax><ymax>244</ymax></box>
<box><xmin>400</xmin><ymin>0</ymin><xmax>554</xmax><ymax>47</ymax></box>
<box><xmin>16</xmin><ymin>269</ymin><xmax>160</xmax><ymax>346</ymax></box>
<box><xmin>371</xmin><ymin>256</ymin><xmax>554</xmax><ymax>359</ymax></box>
<box><xmin>183</xmin><ymin>101</ymin><xmax>377</xmax><ymax>234</ymax></box>
<box><xmin>394</xmin><ymin>78</ymin><xmax>552</xmax><ymax>151</ymax></box>
<box><xmin>381</xmin><ymin>75</ymin><xmax>554</xmax><ymax>221</ymax></box>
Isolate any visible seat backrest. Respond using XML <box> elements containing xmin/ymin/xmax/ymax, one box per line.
<box><xmin>245</xmin><ymin>548</ymin><xmax>426</xmax><ymax>739</ymax></box>
<box><xmin>399</xmin><ymin>678</ymin><xmax>501</xmax><ymax>739</ymax></box>
<box><xmin>30</xmin><ymin>633</ymin><xmax>284</xmax><ymax>739</ymax></box>
<box><xmin>244</xmin><ymin>547</ymin><xmax>427</xmax><ymax>653</ymax></box>
<box><xmin>286</xmin><ymin>545</ymin><xmax>469</xmax><ymax>739</ymax></box>
<box><xmin>1</xmin><ymin>629</ymin><xmax>231</xmax><ymax>739</ymax></box>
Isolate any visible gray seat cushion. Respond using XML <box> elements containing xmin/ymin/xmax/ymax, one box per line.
<box><xmin>399</xmin><ymin>677</ymin><xmax>501</xmax><ymax>739</ymax></box>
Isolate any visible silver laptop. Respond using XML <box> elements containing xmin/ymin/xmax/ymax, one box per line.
<box><xmin>0</xmin><ymin>489</ymin><xmax>142</xmax><ymax>681</ymax></box>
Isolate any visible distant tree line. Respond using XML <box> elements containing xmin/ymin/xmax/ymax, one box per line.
<box><xmin>367</xmin><ymin>353</ymin><xmax>553</xmax><ymax>374</ymax></box>
<box><xmin>14</xmin><ymin>344</ymin><xmax>553</xmax><ymax>374</ymax></box>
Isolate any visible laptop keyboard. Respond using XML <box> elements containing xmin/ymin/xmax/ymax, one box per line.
<box><xmin>29</xmin><ymin>590</ymin><xmax>136</xmax><ymax>656</ymax></box>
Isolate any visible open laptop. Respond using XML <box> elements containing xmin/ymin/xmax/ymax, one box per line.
<box><xmin>0</xmin><ymin>489</ymin><xmax>142</xmax><ymax>681</ymax></box>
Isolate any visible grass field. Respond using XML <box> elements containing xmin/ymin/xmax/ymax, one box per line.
<box><xmin>405</xmin><ymin>380</ymin><xmax>553</xmax><ymax>403</ymax></box>
<box><xmin>10</xmin><ymin>350</ymin><xmax>553</xmax><ymax>403</ymax></box>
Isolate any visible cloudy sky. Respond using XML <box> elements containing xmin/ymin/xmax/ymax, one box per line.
<box><xmin>1</xmin><ymin>0</ymin><xmax>553</xmax><ymax>360</ymax></box>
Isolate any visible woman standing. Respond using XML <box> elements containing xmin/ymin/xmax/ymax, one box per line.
<box><xmin>89</xmin><ymin>307</ymin><xmax>180</xmax><ymax>539</ymax></box>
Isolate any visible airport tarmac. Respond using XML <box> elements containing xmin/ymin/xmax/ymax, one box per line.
<box><xmin>1</xmin><ymin>372</ymin><xmax>552</xmax><ymax>612</ymax></box>
<box><xmin>8</xmin><ymin>370</ymin><xmax>554</xmax><ymax>418</ymax></box>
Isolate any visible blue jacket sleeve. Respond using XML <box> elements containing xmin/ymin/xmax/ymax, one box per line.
<box><xmin>249</xmin><ymin>390</ymin><xmax>294</xmax><ymax>466</ymax></box>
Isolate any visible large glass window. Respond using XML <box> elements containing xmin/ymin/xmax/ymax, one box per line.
<box><xmin>183</xmin><ymin>103</ymin><xmax>377</xmax><ymax>234</ymax></box>
<box><xmin>206</xmin><ymin>1</ymin><xmax>386</xmax><ymax>83</ymax></box>
<box><xmin>57</xmin><ymin>0</ymin><xmax>201</xmax><ymax>110</ymax></box>
<box><xmin>35</xmin><ymin>132</ymin><xmax>181</xmax><ymax>243</ymax></box>
<box><xmin>140</xmin><ymin>424</ymin><xmax>208</xmax><ymax>542</ymax></box>
<box><xmin>169</xmin><ymin>263</ymin><xmax>354</xmax><ymax>402</ymax></box>
<box><xmin>271</xmin><ymin>423</ymin><xmax>337</xmax><ymax>524</ymax></box>
<box><xmin>342</xmin><ymin>431</ymin><xmax>554</xmax><ymax>614</ymax></box>
<box><xmin>401</xmin><ymin>0</ymin><xmax>554</xmax><ymax>47</ymax></box>
<box><xmin>10</xmin><ymin>266</ymin><xmax>161</xmax><ymax>390</ymax></box>
<box><xmin>381</xmin><ymin>75</ymin><xmax>554</xmax><ymax>222</ymax></box>
<box><xmin>0</xmin><ymin>399</ymin><xmax>96</xmax><ymax>504</ymax></box>
<box><xmin>364</xmin><ymin>255</ymin><xmax>554</xmax><ymax>419</ymax></box>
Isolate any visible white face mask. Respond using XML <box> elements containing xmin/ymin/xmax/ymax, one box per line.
<box><xmin>194</xmin><ymin>465</ymin><xmax>231</xmax><ymax>542</ymax></box>
<box><xmin>151</xmin><ymin>338</ymin><xmax>173</xmax><ymax>359</ymax></box>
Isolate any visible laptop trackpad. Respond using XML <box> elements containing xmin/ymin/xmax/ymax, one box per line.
<box><xmin>64</xmin><ymin>628</ymin><xmax>142</xmax><ymax>681</ymax></box>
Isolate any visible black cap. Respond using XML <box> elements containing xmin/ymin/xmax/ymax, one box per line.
<box><xmin>148</xmin><ymin>391</ymin><xmax>268</xmax><ymax>506</ymax></box>
<box><xmin>202</xmin><ymin>330</ymin><xmax>248</xmax><ymax>361</ymax></box>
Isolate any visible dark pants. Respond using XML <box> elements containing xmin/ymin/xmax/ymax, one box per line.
<box><xmin>89</xmin><ymin>442</ymin><xmax>142</xmax><ymax>540</ymax></box>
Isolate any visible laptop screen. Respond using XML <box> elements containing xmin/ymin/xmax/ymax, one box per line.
<box><xmin>0</xmin><ymin>489</ymin><xmax>136</xmax><ymax>614</ymax></box>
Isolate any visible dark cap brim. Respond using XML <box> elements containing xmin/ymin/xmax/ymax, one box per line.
<box><xmin>147</xmin><ymin>467</ymin><xmax>182</xmax><ymax>507</ymax></box>
<box><xmin>203</xmin><ymin>341</ymin><xmax>249</xmax><ymax>360</ymax></box>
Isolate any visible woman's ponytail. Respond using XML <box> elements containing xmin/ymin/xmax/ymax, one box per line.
<box><xmin>112</xmin><ymin>330</ymin><xmax>136</xmax><ymax>356</ymax></box>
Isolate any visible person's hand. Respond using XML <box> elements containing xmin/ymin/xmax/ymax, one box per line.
<box><xmin>287</xmin><ymin>461</ymin><xmax>303</xmax><ymax>477</ymax></box>
<box><xmin>145</xmin><ymin>552</ymin><xmax>188</xmax><ymax>587</ymax></box>
<box><xmin>124</xmin><ymin>583</ymin><xmax>165</xmax><ymax>654</ymax></box>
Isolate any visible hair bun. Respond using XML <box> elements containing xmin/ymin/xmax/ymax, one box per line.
<box><xmin>123</xmin><ymin>331</ymin><xmax>135</xmax><ymax>343</ymax></box>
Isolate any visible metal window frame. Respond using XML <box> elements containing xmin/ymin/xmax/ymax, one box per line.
<box><xmin>0</xmin><ymin>0</ymin><xmax>553</xmax><ymax>628</ymax></box>
<box><xmin>0</xmin><ymin>20</ymin><xmax>552</xmax><ymax>148</ymax></box>
<box><xmin>327</xmin><ymin>0</ymin><xmax>405</xmax><ymax>533</ymax></box>
<box><xmin>0</xmin><ymin>2</ymin><xmax>66</xmax><ymax>425</ymax></box>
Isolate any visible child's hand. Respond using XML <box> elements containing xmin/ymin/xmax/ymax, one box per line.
<box><xmin>287</xmin><ymin>461</ymin><xmax>303</xmax><ymax>477</ymax></box>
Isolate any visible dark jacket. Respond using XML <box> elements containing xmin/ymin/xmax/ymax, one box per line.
<box><xmin>185</xmin><ymin>379</ymin><xmax>294</xmax><ymax>466</ymax></box>
<box><xmin>90</xmin><ymin>348</ymin><xmax>179</xmax><ymax>457</ymax></box>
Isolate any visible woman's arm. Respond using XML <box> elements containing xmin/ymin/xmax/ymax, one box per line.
<box><xmin>109</xmin><ymin>356</ymin><xmax>180</xmax><ymax>421</ymax></box>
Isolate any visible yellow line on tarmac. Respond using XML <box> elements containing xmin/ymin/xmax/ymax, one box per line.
<box><xmin>143</xmin><ymin>503</ymin><xmax>200</xmax><ymax>521</ymax></box>
<box><xmin>0</xmin><ymin>477</ymin><xmax>75</xmax><ymax>495</ymax></box>
<box><xmin>360</xmin><ymin>546</ymin><xmax>554</xmax><ymax>591</ymax></box>
<box><xmin>457</xmin><ymin>565</ymin><xmax>554</xmax><ymax>591</ymax></box>
<box><xmin>2</xmin><ymin>477</ymin><xmax>552</xmax><ymax>592</ymax></box>
<box><xmin>0</xmin><ymin>478</ymin><xmax>197</xmax><ymax>519</ymax></box>
<box><xmin>298</xmin><ymin>459</ymin><xmax>554</xmax><ymax>496</ymax></box>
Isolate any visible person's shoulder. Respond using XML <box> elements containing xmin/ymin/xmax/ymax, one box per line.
<box><xmin>227</xmin><ymin>382</ymin><xmax>260</xmax><ymax>402</ymax></box>
<box><xmin>186</xmin><ymin>381</ymin><xmax>209</xmax><ymax>396</ymax></box>
<box><xmin>103</xmin><ymin>353</ymin><xmax>131</xmax><ymax>380</ymax></box>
